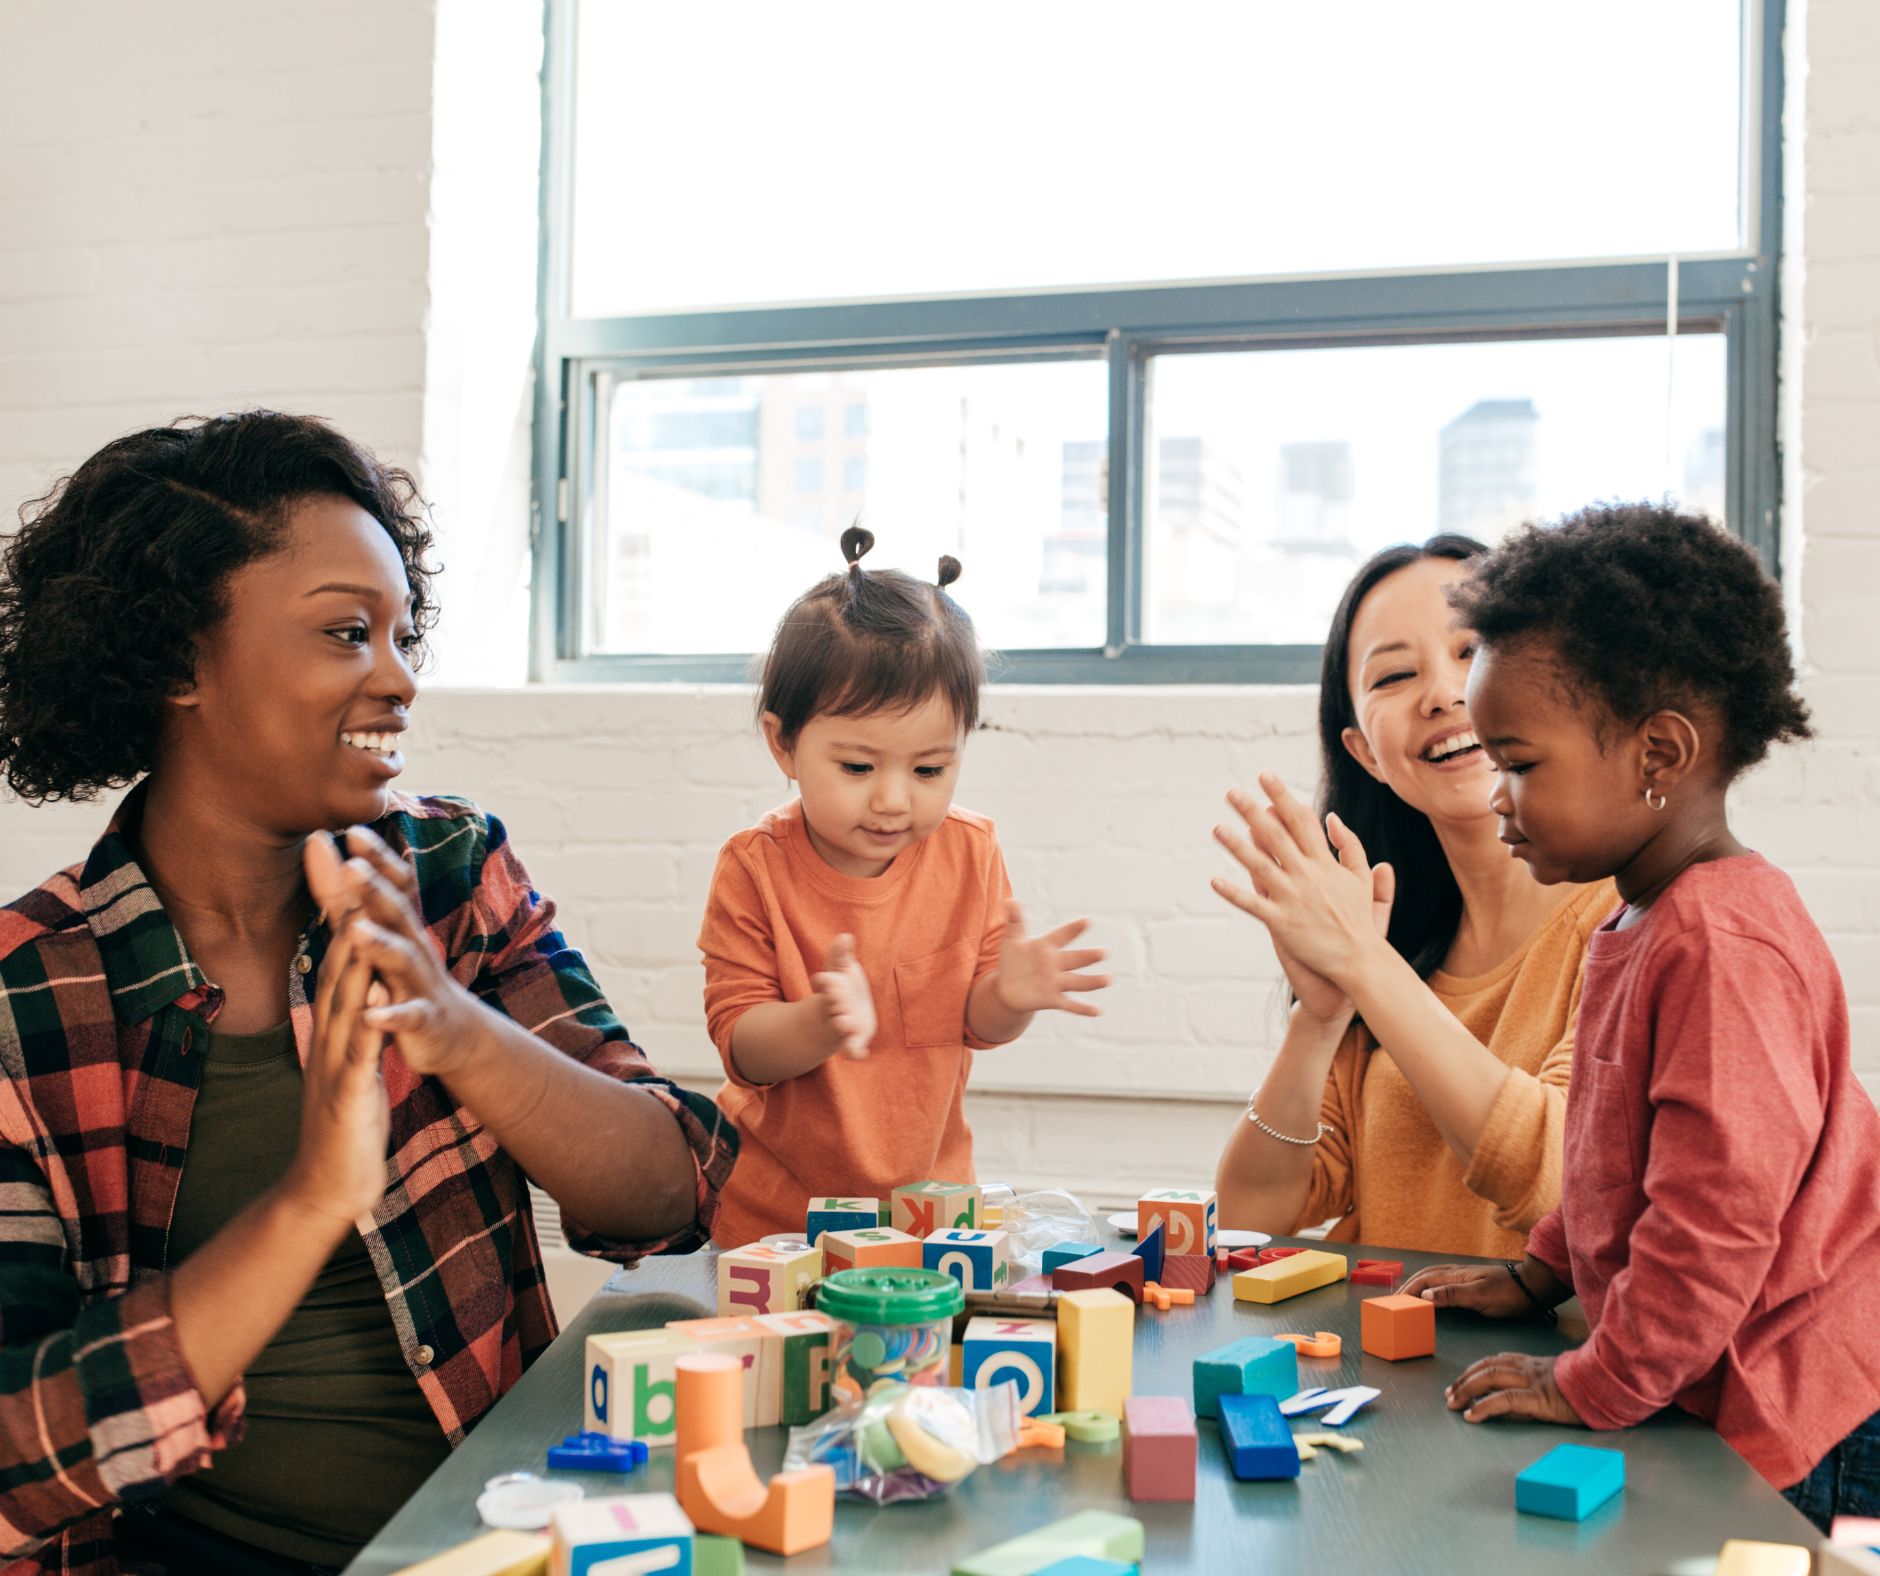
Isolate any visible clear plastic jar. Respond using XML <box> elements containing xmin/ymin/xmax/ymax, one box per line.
<box><xmin>816</xmin><ymin>1267</ymin><xmax>963</xmax><ymax>1406</ymax></box>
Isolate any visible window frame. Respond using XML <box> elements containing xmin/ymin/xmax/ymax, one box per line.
<box><xmin>532</xmin><ymin>0</ymin><xmax>1783</xmax><ymax>685</ymax></box>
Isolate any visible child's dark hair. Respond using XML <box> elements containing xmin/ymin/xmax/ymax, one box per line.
<box><xmin>0</xmin><ymin>410</ymin><xmax>438</xmax><ymax>804</ymax></box>
<box><xmin>1450</xmin><ymin>501</ymin><xmax>1811</xmax><ymax>779</ymax></box>
<box><xmin>759</xmin><ymin>526</ymin><xmax>984</xmax><ymax>746</ymax></box>
<box><xmin>1321</xmin><ymin>533</ymin><xmax>1487</xmax><ymax>981</ymax></box>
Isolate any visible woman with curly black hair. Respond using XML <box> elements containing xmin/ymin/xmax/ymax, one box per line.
<box><xmin>0</xmin><ymin>412</ymin><xmax>736</xmax><ymax>1576</ymax></box>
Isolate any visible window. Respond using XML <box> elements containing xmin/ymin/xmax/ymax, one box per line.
<box><xmin>537</xmin><ymin>0</ymin><xmax>1780</xmax><ymax>682</ymax></box>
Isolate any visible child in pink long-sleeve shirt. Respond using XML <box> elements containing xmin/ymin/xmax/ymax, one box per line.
<box><xmin>1392</xmin><ymin>504</ymin><xmax>1880</xmax><ymax>1530</ymax></box>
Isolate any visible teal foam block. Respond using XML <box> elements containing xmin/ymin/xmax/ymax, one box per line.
<box><xmin>951</xmin><ymin>1511</ymin><xmax>1145</xmax><ymax>1576</ymax></box>
<box><xmin>1515</xmin><ymin>1443</ymin><xmax>1625</xmax><ymax>1521</ymax></box>
<box><xmin>1218</xmin><ymin>1392</ymin><xmax>1302</xmax><ymax>1480</ymax></box>
<box><xmin>1192</xmin><ymin>1335</ymin><xmax>1298</xmax><ymax>1419</ymax></box>
<box><xmin>1033</xmin><ymin>1561</ymin><xmax>1138</xmax><ymax>1575</ymax></box>
<box><xmin>1044</xmin><ymin>1241</ymin><xmax>1103</xmax><ymax>1273</ymax></box>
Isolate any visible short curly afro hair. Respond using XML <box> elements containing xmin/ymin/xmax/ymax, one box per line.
<box><xmin>0</xmin><ymin>411</ymin><xmax>439</xmax><ymax>804</ymax></box>
<box><xmin>1449</xmin><ymin>501</ymin><xmax>1811</xmax><ymax>780</ymax></box>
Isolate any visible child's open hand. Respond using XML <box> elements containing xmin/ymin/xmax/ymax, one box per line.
<box><xmin>993</xmin><ymin>900</ymin><xmax>1111</xmax><ymax>1018</ymax></box>
<box><xmin>1445</xmin><ymin>1352</ymin><xmax>1583</xmax><ymax>1426</ymax></box>
<box><xmin>812</xmin><ymin>933</ymin><xmax>876</xmax><ymax>1059</ymax></box>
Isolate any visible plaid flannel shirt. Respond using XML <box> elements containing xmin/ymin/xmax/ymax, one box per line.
<box><xmin>0</xmin><ymin>789</ymin><xmax>736</xmax><ymax>1575</ymax></box>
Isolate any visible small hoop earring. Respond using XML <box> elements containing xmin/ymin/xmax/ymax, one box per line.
<box><xmin>1644</xmin><ymin>786</ymin><xmax>1667</xmax><ymax>812</ymax></box>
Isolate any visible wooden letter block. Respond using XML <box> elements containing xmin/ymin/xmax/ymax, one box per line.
<box><xmin>1050</xmin><ymin>1250</ymin><xmax>1144</xmax><ymax>1304</ymax></box>
<box><xmin>550</xmin><ymin>1492</ymin><xmax>693</xmax><ymax>1576</ymax></box>
<box><xmin>892</xmin><ymin>1180</ymin><xmax>983</xmax><ymax>1237</ymax></box>
<box><xmin>1231</xmin><ymin>1247</ymin><xmax>1347</xmax><ymax>1304</ymax></box>
<box><xmin>752</xmin><ymin>1310</ymin><xmax>833</xmax><ymax>1427</ymax></box>
<box><xmin>1360</xmin><ymin>1292</ymin><xmax>1435</xmax><ymax>1360</ymax></box>
<box><xmin>1715</xmin><ymin>1546</ymin><xmax>1812</xmax><ymax>1576</ymax></box>
<box><xmin>818</xmin><ymin>1226</ymin><xmax>922</xmax><ymax>1276</ymax></box>
<box><xmin>674</xmin><ymin>1354</ymin><xmax>834</xmax><ymax>1557</ymax></box>
<box><xmin>1515</xmin><ymin>1443</ymin><xmax>1625</xmax><ymax>1521</ymax></box>
<box><xmin>716</xmin><ymin>1242</ymin><xmax>819</xmax><ymax>1316</ymax></box>
<box><xmin>389</xmin><ymin>1529</ymin><xmax>549</xmax><ymax>1576</ymax></box>
<box><xmin>1218</xmin><ymin>1393</ymin><xmax>1301</xmax><ymax>1481</ymax></box>
<box><xmin>1820</xmin><ymin>1541</ymin><xmax>1880</xmax><ymax>1576</ymax></box>
<box><xmin>1123</xmin><ymin>1396</ymin><xmax>1196</xmax><ymax>1502</ymax></box>
<box><xmin>1058</xmin><ymin>1288</ymin><xmax>1133</xmax><ymax>1416</ymax></box>
<box><xmin>1137</xmin><ymin>1188</ymin><xmax>1218</xmax><ymax>1257</ymax></box>
<box><xmin>1159</xmin><ymin>1252</ymin><xmax>1216</xmax><ymax>1294</ymax></box>
<box><xmin>950</xmin><ymin>1510</ymin><xmax>1145</xmax><ymax>1576</ymax></box>
<box><xmin>923</xmin><ymin>1227</ymin><xmax>1011</xmax><ymax>1291</ymax></box>
<box><xmin>666</xmin><ymin>1315</ymin><xmax>776</xmax><ymax>1428</ymax></box>
<box><xmin>1042</xmin><ymin>1241</ymin><xmax>1102</xmax><ymax>1273</ymax></box>
<box><xmin>1192</xmin><ymin>1335</ymin><xmax>1297</xmax><ymax>1419</ymax></box>
<box><xmin>584</xmin><ymin>1329</ymin><xmax>690</xmax><ymax>1448</ymax></box>
<box><xmin>804</xmin><ymin>1197</ymin><xmax>877</xmax><ymax>1245</ymax></box>
<box><xmin>961</xmin><ymin>1317</ymin><xmax>1057</xmax><ymax>1416</ymax></box>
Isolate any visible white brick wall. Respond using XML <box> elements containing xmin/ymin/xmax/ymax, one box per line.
<box><xmin>0</xmin><ymin>0</ymin><xmax>1876</xmax><ymax>1215</ymax></box>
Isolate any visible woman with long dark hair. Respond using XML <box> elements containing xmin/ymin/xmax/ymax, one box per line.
<box><xmin>1213</xmin><ymin>536</ymin><xmax>1614</xmax><ymax>1257</ymax></box>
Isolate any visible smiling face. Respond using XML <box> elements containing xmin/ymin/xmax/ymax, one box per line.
<box><xmin>763</xmin><ymin>692</ymin><xmax>965</xmax><ymax>877</ymax></box>
<box><xmin>169</xmin><ymin>493</ymin><xmax>420</xmax><ymax>833</ymax></box>
<box><xmin>1339</xmin><ymin>556</ymin><xmax>1496</xmax><ymax>830</ymax></box>
<box><xmin>1465</xmin><ymin>638</ymin><xmax>1655</xmax><ymax>885</ymax></box>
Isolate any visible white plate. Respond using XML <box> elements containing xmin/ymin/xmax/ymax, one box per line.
<box><xmin>1105</xmin><ymin>1211</ymin><xmax>1269</xmax><ymax>1250</ymax></box>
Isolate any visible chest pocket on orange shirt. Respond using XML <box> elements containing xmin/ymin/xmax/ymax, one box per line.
<box><xmin>1576</xmin><ymin>1056</ymin><xmax>1641</xmax><ymax>1192</ymax></box>
<box><xmin>894</xmin><ymin>942</ymin><xmax>977</xmax><ymax>1050</ymax></box>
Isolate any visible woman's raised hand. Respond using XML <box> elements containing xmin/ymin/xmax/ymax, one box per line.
<box><xmin>1212</xmin><ymin>773</ymin><xmax>1395</xmax><ymax>999</ymax></box>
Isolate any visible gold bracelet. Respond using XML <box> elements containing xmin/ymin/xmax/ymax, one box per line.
<box><xmin>1244</xmin><ymin>1099</ymin><xmax>1332</xmax><ymax>1147</ymax></box>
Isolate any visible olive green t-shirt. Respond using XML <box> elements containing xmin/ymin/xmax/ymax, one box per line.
<box><xmin>158</xmin><ymin>1021</ymin><xmax>450</xmax><ymax>1566</ymax></box>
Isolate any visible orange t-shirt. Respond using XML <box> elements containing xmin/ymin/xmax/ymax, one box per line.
<box><xmin>699</xmin><ymin>800</ymin><xmax>1012</xmax><ymax>1247</ymax></box>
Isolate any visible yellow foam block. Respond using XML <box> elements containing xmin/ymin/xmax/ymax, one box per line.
<box><xmin>389</xmin><ymin>1529</ymin><xmax>549</xmax><ymax>1576</ymax></box>
<box><xmin>1058</xmin><ymin>1287</ymin><xmax>1133</xmax><ymax>1416</ymax></box>
<box><xmin>1716</xmin><ymin>1542</ymin><xmax>1812</xmax><ymax>1576</ymax></box>
<box><xmin>1231</xmin><ymin>1249</ymin><xmax>1348</xmax><ymax>1305</ymax></box>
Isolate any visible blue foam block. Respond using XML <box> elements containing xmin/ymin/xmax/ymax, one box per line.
<box><xmin>1218</xmin><ymin>1392</ymin><xmax>1301</xmax><ymax>1480</ymax></box>
<box><xmin>1033</xmin><ymin>1560</ymin><xmax>1138</xmax><ymax>1575</ymax></box>
<box><xmin>1044</xmin><ymin>1241</ymin><xmax>1104</xmax><ymax>1273</ymax></box>
<box><xmin>1515</xmin><ymin>1443</ymin><xmax>1625</xmax><ymax>1521</ymax></box>
<box><xmin>1193</xmin><ymin>1335</ymin><xmax>1298</xmax><ymax>1419</ymax></box>
<box><xmin>1130</xmin><ymin>1221</ymin><xmax>1166</xmax><ymax>1284</ymax></box>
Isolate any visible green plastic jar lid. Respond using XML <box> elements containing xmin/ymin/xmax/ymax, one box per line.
<box><xmin>816</xmin><ymin>1266</ymin><xmax>964</xmax><ymax>1325</ymax></box>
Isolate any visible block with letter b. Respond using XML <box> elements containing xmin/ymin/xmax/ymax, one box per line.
<box><xmin>891</xmin><ymin>1180</ymin><xmax>983</xmax><ymax>1237</ymax></box>
<box><xmin>583</xmin><ymin>1329</ymin><xmax>691</xmax><ymax>1448</ymax></box>
<box><xmin>1137</xmin><ymin>1188</ymin><xmax>1218</xmax><ymax>1257</ymax></box>
<box><xmin>961</xmin><ymin>1316</ymin><xmax>1056</xmax><ymax>1416</ymax></box>
<box><xmin>716</xmin><ymin>1242</ymin><xmax>820</xmax><ymax>1316</ymax></box>
<box><xmin>805</xmin><ymin>1197</ymin><xmax>877</xmax><ymax>1245</ymax></box>
<box><xmin>818</xmin><ymin>1226</ymin><xmax>922</xmax><ymax>1277</ymax></box>
<box><xmin>922</xmin><ymin>1227</ymin><xmax>1010</xmax><ymax>1291</ymax></box>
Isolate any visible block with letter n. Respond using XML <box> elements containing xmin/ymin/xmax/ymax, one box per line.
<box><xmin>922</xmin><ymin>1226</ymin><xmax>1010</xmax><ymax>1291</ymax></box>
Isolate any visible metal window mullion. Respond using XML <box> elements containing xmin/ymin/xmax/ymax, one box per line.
<box><xmin>531</xmin><ymin>0</ymin><xmax>578</xmax><ymax>678</ymax></box>
<box><xmin>1105</xmin><ymin>332</ymin><xmax>1146</xmax><ymax>654</ymax></box>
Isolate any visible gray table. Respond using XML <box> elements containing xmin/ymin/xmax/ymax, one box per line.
<box><xmin>347</xmin><ymin>1235</ymin><xmax>1815</xmax><ymax>1575</ymax></box>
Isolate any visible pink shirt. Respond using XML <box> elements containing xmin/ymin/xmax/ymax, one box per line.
<box><xmin>1527</xmin><ymin>854</ymin><xmax>1880</xmax><ymax>1487</ymax></box>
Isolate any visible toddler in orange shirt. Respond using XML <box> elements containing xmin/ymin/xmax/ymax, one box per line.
<box><xmin>699</xmin><ymin>528</ymin><xmax>1110</xmax><ymax>1246</ymax></box>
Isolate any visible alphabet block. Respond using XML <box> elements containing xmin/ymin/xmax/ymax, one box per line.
<box><xmin>923</xmin><ymin>1227</ymin><xmax>1010</xmax><ymax>1291</ymax></box>
<box><xmin>550</xmin><ymin>1492</ymin><xmax>693</xmax><ymax>1576</ymax></box>
<box><xmin>674</xmin><ymin>1354</ymin><xmax>834</xmax><ymax>1557</ymax></box>
<box><xmin>1123</xmin><ymin>1395</ymin><xmax>1196</xmax><ymax>1502</ymax></box>
<box><xmin>1050</xmin><ymin>1250</ymin><xmax>1144</xmax><ymax>1304</ymax></box>
<box><xmin>1360</xmin><ymin>1292</ymin><xmax>1435</xmax><ymax>1360</ymax></box>
<box><xmin>1231</xmin><ymin>1247</ymin><xmax>1348</xmax><ymax>1304</ymax></box>
<box><xmin>805</xmin><ymin>1197</ymin><xmax>877</xmax><ymax>1245</ymax></box>
<box><xmin>1821</xmin><ymin>1541</ymin><xmax>1880</xmax><ymax>1576</ymax></box>
<box><xmin>1218</xmin><ymin>1393</ymin><xmax>1301</xmax><ymax>1481</ymax></box>
<box><xmin>666</xmin><ymin>1315</ymin><xmax>776</xmax><ymax>1427</ymax></box>
<box><xmin>694</xmin><ymin>1535</ymin><xmax>745</xmax><ymax>1576</ymax></box>
<box><xmin>1057</xmin><ymin>1288</ymin><xmax>1133</xmax><ymax>1416</ymax></box>
<box><xmin>584</xmin><ymin>1329</ymin><xmax>690</xmax><ymax>1448</ymax></box>
<box><xmin>715</xmin><ymin>1242</ymin><xmax>820</xmax><ymax>1316</ymax></box>
<box><xmin>950</xmin><ymin>1510</ymin><xmax>1145</xmax><ymax>1576</ymax></box>
<box><xmin>1042</xmin><ymin>1241</ymin><xmax>1102</xmax><ymax>1273</ymax></box>
<box><xmin>1137</xmin><ymin>1188</ymin><xmax>1217</xmax><ymax>1257</ymax></box>
<box><xmin>388</xmin><ymin>1529</ymin><xmax>550</xmax><ymax>1576</ymax></box>
<box><xmin>752</xmin><ymin>1310</ymin><xmax>833</xmax><ymax>1428</ymax></box>
<box><xmin>1193</xmin><ymin>1335</ymin><xmax>1297</xmax><ymax>1419</ymax></box>
<box><xmin>961</xmin><ymin>1316</ymin><xmax>1057</xmax><ymax>1416</ymax></box>
<box><xmin>1159</xmin><ymin>1252</ymin><xmax>1216</xmax><ymax>1294</ymax></box>
<box><xmin>1515</xmin><ymin>1443</ymin><xmax>1626</xmax><ymax>1521</ymax></box>
<box><xmin>1716</xmin><ymin>1547</ymin><xmax>1812</xmax><ymax>1576</ymax></box>
<box><xmin>817</xmin><ymin>1226</ymin><xmax>922</xmax><ymax>1276</ymax></box>
<box><xmin>892</xmin><ymin>1180</ymin><xmax>983</xmax><ymax>1237</ymax></box>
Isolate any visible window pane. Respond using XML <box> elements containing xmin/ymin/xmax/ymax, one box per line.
<box><xmin>588</xmin><ymin>360</ymin><xmax>1108</xmax><ymax>654</ymax></box>
<box><xmin>1144</xmin><ymin>333</ymin><xmax>1728</xmax><ymax>646</ymax></box>
<box><xmin>572</xmin><ymin>2</ymin><xmax>1743</xmax><ymax>316</ymax></box>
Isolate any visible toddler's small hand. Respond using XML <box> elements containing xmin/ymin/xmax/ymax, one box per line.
<box><xmin>812</xmin><ymin>933</ymin><xmax>876</xmax><ymax>1059</ymax></box>
<box><xmin>994</xmin><ymin>900</ymin><xmax>1111</xmax><ymax>1018</ymax></box>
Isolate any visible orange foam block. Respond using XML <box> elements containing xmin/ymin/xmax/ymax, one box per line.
<box><xmin>1360</xmin><ymin>1293</ymin><xmax>1435</xmax><ymax>1360</ymax></box>
<box><xmin>674</xmin><ymin>1353</ymin><xmax>834</xmax><ymax>1556</ymax></box>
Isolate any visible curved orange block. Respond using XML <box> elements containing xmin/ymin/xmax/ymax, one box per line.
<box><xmin>1273</xmin><ymin>1331</ymin><xmax>1342</xmax><ymax>1359</ymax></box>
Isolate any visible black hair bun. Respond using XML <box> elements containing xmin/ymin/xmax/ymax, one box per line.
<box><xmin>937</xmin><ymin>555</ymin><xmax>962</xmax><ymax>588</ymax></box>
<box><xmin>841</xmin><ymin>525</ymin><xmax>874</xmax><ymax>567</ymax></box>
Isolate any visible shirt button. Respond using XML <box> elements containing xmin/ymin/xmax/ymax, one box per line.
<box><xmin>295</xmin><ymin>953</ymin><xmax>313</xmax><ymax>974</ymax></box>
<box><xmin>415</xmin><ymin>1344</ymin><xmax>435</xmax><ymax>1367</ymax></box>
